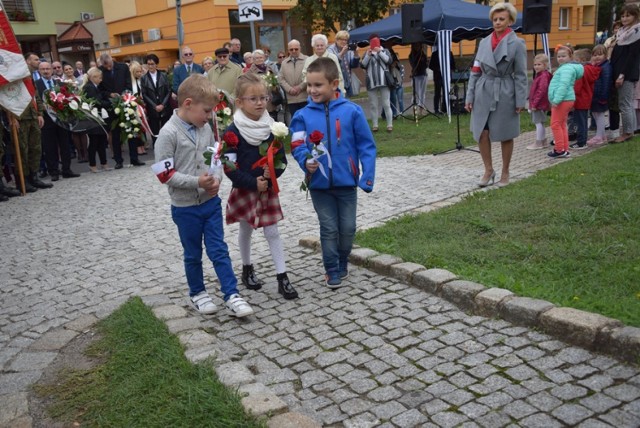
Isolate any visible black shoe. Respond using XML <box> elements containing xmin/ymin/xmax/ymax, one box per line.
<box><xmin>277</xmin><ymin>272</ymin><xmax>298</xmax><ymax>300</ymax></box>
<box><xmin>131</xmin><ymin>160</ymin><xmax>146</xmax><ymax>166</ymax></box>
<box><xmin>114</xmin><ymin>163</ymin><xmax>123</xmax><ymax>170</ymax></box>
<box><xmin>241</xmin><ymin>264</ymin><xmax>264</xmax><ymax>290</ymax></box>
<box><xmin>0</xmin><ymin>193</ymin><xmax>8</xmax><ymax>202</ymax></box>
<box><xmin>20</xmin><ymin>179</ymin><xmax>37</xmax><ymax>193</ymax></box>
<box><xmin>62</xmin><ymin>170</ymin><xmax>80</xmax><ymax>178</ymax></box>
<box><xmin>0</xmin><ymin>185</ymin><xmax>21</xmax><ymax>197</ymax></box>
<box><xmin>39</xmin><ymin>171</ymin><xmax>48</xmax><ymax>178</ymax></box>
<box><xmin>50</xmin><ymin>174</ymin><xmax>59</xmax><ymax>182</ymax></box>
<box><xmin>29</xmin><ymin>174</ymin><xmax>53</xmax><ymax>189</ymax></box>
<box><xmin>78</xmin><ymin>159</ymin><xmax>88</xmax><ymax>163</ymax></box>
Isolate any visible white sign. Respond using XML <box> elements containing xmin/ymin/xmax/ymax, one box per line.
<box><xmin>237</xmin><ymin>0</ymin><xmax>263</xmax><ymax>23</ymax></box>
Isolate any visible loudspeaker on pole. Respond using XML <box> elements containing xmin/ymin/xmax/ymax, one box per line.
<box><xmin>402</xmin><ymin>3</ymin><xmax>424</xmax><ymax>44</ymax></box>
<box><xmin>522</xmin><ymin>0</ymin><xmax>552</xmax><ymax>34</ymax></box>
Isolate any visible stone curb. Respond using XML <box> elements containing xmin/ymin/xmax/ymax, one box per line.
<box><xmin>4</xmin><ymin>298</ymin><xmax>311</xmax><ymax>427</ymax></box>
<box><xmin>299</xmin><ymin>237</ymin><xmax>640</xmax><ymax>364</ymax></box>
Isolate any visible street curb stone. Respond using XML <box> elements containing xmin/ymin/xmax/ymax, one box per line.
<box><xmin>499</xmin><ymin>296</ymin><xmax>555</xmax><ymax>328</ymax></box>
<box><xmin>441</xmin><ymin>280</ymin><xmax>486</xmax><ymax>311</ymax></box>
<box><xmin>539</xmin><ymin>307</ymin><xmax>623</xmax><ymax>350</ymax></box>
<box><xmin>412</xmin><ymin>268</ymin><xmax>458</xmax><ymax>294</ymax></box>
<box><xmin>241</xmin><ymin>392</ymin><xmax>288</xmax><ymax>417</ymax></box>
<box><xmin>475</xmin><ymin>288</ymin><xmax>515</xmax><ymax>318</ymax></box>
<box><xmin>266</xmin><ymin>411</ymin><xmax>322</xmax><ymax>428</ymax></box>
<box><xmin>299</xmin><ymin>238</ymin><xmax>640</xmax><ymax>363</ymax></box>
<box><xmin>215</xmin><ymin>362</ymin><xmax>256</xmax><ymax>387</ymax></box>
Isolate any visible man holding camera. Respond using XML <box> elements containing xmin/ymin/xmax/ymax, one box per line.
<box><xmin>328</xmin><ymin>30</ymin><xmax>360</xmax><ymax>98</ymax></box>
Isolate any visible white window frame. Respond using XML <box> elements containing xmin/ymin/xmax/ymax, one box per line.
<box><xmin>559</xmin><ymin>8</ymin><xmax>570</xmax><ymax>30</ymax></box>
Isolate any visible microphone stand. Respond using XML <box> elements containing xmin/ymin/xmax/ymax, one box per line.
<box><xmin>401</xmin><ymin>75</ymin><xmax>440</xmax><ymax>125</ymax></box>
<box><xmin>433</xmin><ymin>67</ymin><xmax>479</xmax><ymax>156</ymax></box>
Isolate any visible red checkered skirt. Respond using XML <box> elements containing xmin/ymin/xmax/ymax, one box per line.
<box><xmin>226</xmin><ymin>188</ymin><xmax>283</xmax><ymax>228</ymax></box>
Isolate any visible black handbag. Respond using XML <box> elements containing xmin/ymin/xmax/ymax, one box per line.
<box><xmin>384</xmin><ymin>69</ymin><xmax>397</xmax><ymax>88</ymax></box>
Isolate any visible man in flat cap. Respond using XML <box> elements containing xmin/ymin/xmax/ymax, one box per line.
<box><xmin>207</xmin><ymin>47</ymin><xmax>242</xmax><ymax>97</ymax></box>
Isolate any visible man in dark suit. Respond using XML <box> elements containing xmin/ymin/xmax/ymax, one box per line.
<box><xmin>73</xmin><ymin>60</ymin><xmax>85</xmax><ymax>78</ymax></box>
<box><xmin>35</xmin><ymin>61</ymin><xmax>80</xmax><ymax>181</ymax></box>
<box><xmin>171</xmin><ymin>46</ymin><xmax>204</xmax><ymax>94</ymax></box>
<box><xmin>99</xmin><ymin>53</ymin><xmax>144</xmax><ymax>168</ymax></box>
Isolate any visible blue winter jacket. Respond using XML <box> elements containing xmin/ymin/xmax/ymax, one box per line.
<box><xmin>290</xmin><ymin>94</ymin><xmax>376</xmax><ymax>192</ymax></box>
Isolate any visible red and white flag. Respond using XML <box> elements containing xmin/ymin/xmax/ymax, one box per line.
<box><xmin>151</xmin><ymin>158</ymin><xmax>176</xmax><ymax>184</ymax></box>
<box><xmin>0</xmin><ymin>6</ymin><xmax>34</xmax><ymax>116</ymax></box>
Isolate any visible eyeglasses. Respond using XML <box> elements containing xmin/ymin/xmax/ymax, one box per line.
<box><xmin>288</xmin><ymin>48</ymin><xmax>299</xmax><ymax>51</ymax></box>
<box><xmin>278</xmin><ymin>56</ymin><xmax>285</xmax><ymax>59</ymax></box>
<box><xmin>183</xmin><ymin>52</ymin><xmax>193</xmax><ymax>56</ymax></box>
<box><xmin>217</xmin><ymin>55</ymin><xmax>228</xmax><ymax>59</ymax></box>
<box><xmin>239</xmin><ymin>96</ymin><xmax>270</xmax><ymax>104</ymax></box>
<box><xmin>53</xmin><ymin>66</ymin><xmax>62</xmax><ymax>69</ymax></box>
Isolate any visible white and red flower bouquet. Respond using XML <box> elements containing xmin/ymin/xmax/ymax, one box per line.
<box><xmin>44</xmin><ymin>81</ymin><xmax>108</xmax><ymax>132</ymax></box>
<box><xmin>111</xmin><ymin>91</ymin><xmax>153</xmax><ymax>146</ymax></box>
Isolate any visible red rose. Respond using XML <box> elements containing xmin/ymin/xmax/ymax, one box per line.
<box><xmin>309</xmin><ymin>130</ymin><xmax>324</xmax><ymax>145</ymax></box>
<box><xmin>223</xmin><ymin>131</ymin><xmax>239</xmax><ymax>148</ymax></box>
<box><xmin>214</xmin><ymin>101</ymin><xmax>227</xmax><ymax>112</ymax></box>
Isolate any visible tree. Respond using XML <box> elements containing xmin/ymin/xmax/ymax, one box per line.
<box><xmin>288</xmin><ymin>0</ymin><xmax>398</xmax><ymax>35</ymax></box>
<box><xmin>598</xmin><ymin>0</ymin><xmax>625</xmax><ymax>32</ymax></box>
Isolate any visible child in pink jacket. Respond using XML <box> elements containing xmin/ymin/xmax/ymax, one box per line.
<box><xmin>527</xmin><ymin>54</ymin><xmax>552</xmax><ymax>149</ymax></box>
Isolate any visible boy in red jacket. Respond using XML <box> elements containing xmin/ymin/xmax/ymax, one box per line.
<box><xmin>571</xmin><ymin>49</ymin><xmax>601</xmax><ymax>149</ymax></box>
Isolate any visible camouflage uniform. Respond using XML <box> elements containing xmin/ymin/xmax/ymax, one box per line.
<box><xmin>18</xmin><ymin>101</ymin><xmax>42</xmax><ymax>176</ymax></box>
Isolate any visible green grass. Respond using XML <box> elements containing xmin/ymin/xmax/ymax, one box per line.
<box><xmin>356</xmin><ymin>142</ymin><xmax>640</xmax><ymax>327</ymax></box>
<box><xmin>34</xmin><ymin>297</ymin><xmax>265</xmax><ymax>428</ymax></box>
<box><xmin>371</xmin><ymin>111</ymin><xmax>536</xmax><ymax>157</ymax></box>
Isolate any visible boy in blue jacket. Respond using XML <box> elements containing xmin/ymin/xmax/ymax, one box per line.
<box><xmin>290</xmin><ymin>57</ymin><xmax>376</xmax><ymax>288</ymax></box>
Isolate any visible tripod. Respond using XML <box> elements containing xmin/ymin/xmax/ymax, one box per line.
<box><xmin>433</xmin><ymin>74</ymin><xmax>479</xmax><ymax>156</ymax></box>
<box><xmin>401</xmin><ymin>76</ymin><xmax>439</xmax><ymax>124</ymax></box>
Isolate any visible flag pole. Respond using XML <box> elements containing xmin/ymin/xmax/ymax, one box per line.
<box><xmin>7</xmin><ymin>112</ymin><xmax>25</xmax><ymax>195</ymax></box>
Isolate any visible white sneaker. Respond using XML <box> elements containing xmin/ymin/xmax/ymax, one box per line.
<box><xmin>190</xmin><ymin>291</ymin><xmax>217</xmax><ymax>315</ymax></box>
<box><xmin>608</xmin><ymin>129</ymin><xmax>620</xmax><ymax>141</ymax></box>
<box><xmin>225</xmin><ymin>294</ymin><xmax>254</xmax><ymax>318</ymax></box>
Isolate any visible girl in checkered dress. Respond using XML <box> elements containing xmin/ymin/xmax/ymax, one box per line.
<box><xmin>223</xmin><ymin>73</ymin><xmax>298</xmax><ymax>300</ymax></box>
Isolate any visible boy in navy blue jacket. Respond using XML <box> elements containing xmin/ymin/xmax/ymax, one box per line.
<box><xmin>290</xmin><ymin>57</ymin><xmax>376</xmax><ymax>288</ymax></box>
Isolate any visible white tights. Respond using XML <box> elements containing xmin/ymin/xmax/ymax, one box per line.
<box><xmin>238</xmin><ymin>220</ymin><xmax>286</xmax><ymax>274</ymax></box>
<box><xmin>592</xmin><ymin>111</ymin><xmax>607</xmax><ymax>138</ymax></box>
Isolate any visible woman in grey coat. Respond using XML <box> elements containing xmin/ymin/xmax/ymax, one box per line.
<box><xmin>465</xmin><ymin>2</ymin><xmax>527</xmax><ymax>188</ymax></box>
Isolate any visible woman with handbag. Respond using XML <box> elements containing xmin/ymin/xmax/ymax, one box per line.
<box><xmin>361</xmin><ymin>34</ymin><xmax>394</xmax><ymax>132</ymax></box>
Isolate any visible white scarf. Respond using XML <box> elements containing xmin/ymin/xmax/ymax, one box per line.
<box><xmin>616</xmin><ymin>22</ymin><xmax>640</xmax><ymax>46</ymax></box>
<box><xmin>233</xmin><ymin>108</ymin><xmax>273</xmax><ymax>146</ymax></box>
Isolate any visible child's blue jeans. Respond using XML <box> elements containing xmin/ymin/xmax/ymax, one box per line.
<box><xmin>171</xmin><ymin>196</ymin><xmax>239</xmax><ymax>300</ymax></box>
<box><xmin>574</xmin><ymin>109</ymin><xmax>588</xmax><ymax>145</ymax></box>
<box><xmin>310</xmin><ymin>187</ymin><xmax>358</xmax><ymax>274</ymax></box>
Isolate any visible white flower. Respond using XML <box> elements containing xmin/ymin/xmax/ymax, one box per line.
<box><xmin>133</xmin><ymin>127</ymin><xmax>139</xmax><ymax>133</ymax></box>
<box><xmin>131</xmin><ymin>119</ymin><xmax>139</xmax><ymax>125</ymax></box>
<box><xmin>131</xmin><ymin>101</ymin><xmax>137</xmax><ymax>107</ymax></box>
<box><xmin>91</xmin><ymin>107</ymin><xmax>99</xmax><ymax>117</ymax></box>
<box><xmin>119</xmin><ymin>122</ymin><xmax>126</xmax><ymax>128</ymax></box>
<box><xmin>126</xmin><ymin>108</ymin><xmax>135</xmax><ymax>115</ymax></box>
<box><xmin>82</xmin><ymin>102</ymin><xmax>90</xmax><ymax>111</ymax></box>
<box><xmin>101</xmin><ymin>108</ymin><xmax>109</xmax><ymax>119</ymax></box>
<box><xmin>223</xmin><ymin>107</ymin><xmax>232</xmax><ymax>116</ymax></box>
<box><xmin>127</xmin><ymin>134</ymin><xmax>133</xmax><ymax>139</ymax></box>
<box><xmin>270</xmin><ymin>122</ymin><xmax>289</xmax><ymax>139</ymax></box>
<box><xmin>68</xmin><ymin>100</ymin><xmax>79</xmax><ymax>110</ymax></box>
<box><xmin>114</xmin><ymin>107</ymin><xmax>121</xmax><ymax>114</ymax></box>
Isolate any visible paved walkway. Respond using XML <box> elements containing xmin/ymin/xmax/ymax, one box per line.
<box><xmin>1</xmin><ymin>125</ymin><xmax>639</xmax><ymax>427</ymax></box>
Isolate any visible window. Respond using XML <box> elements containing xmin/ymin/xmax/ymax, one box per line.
<box><xmin>389</xmin><ymin>7</ymin><xmax>400</xmax><ymax>16</ymax></box>
<box><xmin>582</xmin><ymin>5</ymin><xmax>595</xmax><ymax>26</ymax></box>
<box><xmin>228</xmin><ymin>10</ymin><xmax>287</xmax><ymax>63</ymax></box>
<box><xmin>118</xmin><ymin>31</ymin><xmax>143</xmax><ymax>46</ymax></box>
<box><xmin>4</xmin><ymin>0</ymin><xmax>35</xmax><ymax>22</ymax></box>
<box><xmin>559</xmin><ymin>8</ymin><xmax>570</xmax><ymax>30</ymax></box>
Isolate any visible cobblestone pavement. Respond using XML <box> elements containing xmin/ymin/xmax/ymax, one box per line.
<box><xmin>1</xmin><ymin>127</ymin><xmax>639</xmax><ymax>427</ymax></box>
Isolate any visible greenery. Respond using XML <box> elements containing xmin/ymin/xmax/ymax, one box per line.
<box><xmin>35</xmin><ymin>297</ymin><xmax>265</xmax><ymax>428</ymax></box>
<box><xmin>356</xmin><ymin>142</ymin><xmax>640</xmax><ymax>327</ymax></box>
<box><xmin>371</xmin><ymin>110</ymin><xmax>536</xmax><ymax>157</ymax></box>
<box><xmin>287</xmin><ymin>0</ymin><xmax>395</xmax><ymax>34</ymax></box>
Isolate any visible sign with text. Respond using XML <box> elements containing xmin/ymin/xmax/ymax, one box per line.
<box><xmin>237</xmin><ymin>0</ymin><xmax>263</xmax><ymax>22</ymax></box>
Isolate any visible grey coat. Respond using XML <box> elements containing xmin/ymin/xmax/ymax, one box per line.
<box><xmin>466</xmin><ymin>31</ymin><xmax>527</xmax><ymax>142</ymax></box>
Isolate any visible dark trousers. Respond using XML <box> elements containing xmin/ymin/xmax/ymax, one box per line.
<box><xmin>574</xmin><ymin>109</ymin><xmax>588</xmax><ymax>145</ymax></box>
<box><xmin>433</xmin><ymin>70</ymin><xmax>444</xmax><ymax>112</ymax></box>
<box><xmin>609</xmin><ymin>110</ymin><xmax>620</xmax><ymax>131</ymax></box>
<box><xmin>111</xmin><ymin>131</ymin><xmax>139</xmax><ymax>164</ymax></box>
<box><xmin>148</xmin><ymin>113</ymin><xmax>168</xmax><ymax>147</ymax></box>
<box><xmin>88</xmin><ymin>134</ymin><xmax>107</xmax><ymax>167</ymax></box>
<box><xmin>287</xmin><ymin>102</ymin><xmax>307</xmax><ymax>124</ymax></box>
<box><xmin>41</xmin><ymin>126</ymin><xmax>71</xmax><ymax>174</ymax></box>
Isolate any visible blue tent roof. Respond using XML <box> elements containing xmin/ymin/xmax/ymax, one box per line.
<box><xmin>350</xmin><ymin>0</ymin><xmax>523</xmax><ymax>45</ymax></box>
